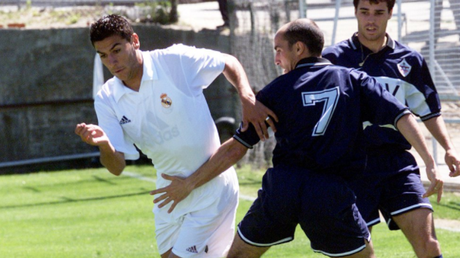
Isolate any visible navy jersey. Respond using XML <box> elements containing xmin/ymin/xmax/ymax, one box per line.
<box><xmin>234</xmin><ymin>57</ymin><xmax>410</xmax><ymax>177</ymax></box>
<box><xmin>322</xmin><ymin>33</ymin><xmax>441</xmax><ymax>151</ymax></box>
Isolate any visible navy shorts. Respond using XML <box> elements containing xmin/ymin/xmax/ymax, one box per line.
<box><xmin>237</xmin><ymin>164</ymin><xmax>370</xmax><ymax>256</ymax></box>
<box><xmin>348</xmin><ymin>149</ymin><xmax>432</xmax><ymax>230</ymax></box>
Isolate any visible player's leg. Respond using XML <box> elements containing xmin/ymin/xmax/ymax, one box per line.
<box><xmin>160</xmin><ymin>249</ymin><xmax>179</xmax><ymax>258</ymax></box>
<box><xmin>299</xmin><ymin>172</ymin><xmax>373</xmax><ymax>257</ymax></box>
<box><xmin>229</xmin><ymin>166</ymin><xmax>301</xmax><ymax>257</ymax></box>
<box><xmin>161</xmin><ymin>205</ymin><xmax>237</xmax><ymax>258</ymax></box>
<box><xmin>160</xmin><ymin>249</ymin><xmax>171</xmax><ymax>258</ymax></box>
<box><xmin>393</xmin><ymin>208</ymin><xmax>441</xmax><ymax>258</ymax></box>
<box><xmin>227</xmin><ymin>233</ymin><xmax>270</xmax><ymax>258</ymax></box>
<box><xmin>155</xmin><ymin>214</ymin><xmax>182</xmax><ymax>258</ymax></box>
<box><xmin>156</xmin><ymin>169</ymin><xmax>238</xmax><ymax>257</ymax></box>
<box><xmin>377</xmin><ymin>152</ymin><xmax>440</xmax><ymax>258</ymax></box>
<box><xmin>346</xmin><ymin>154</ymin><xmax>386</xmax><ymax>232</ymax></box>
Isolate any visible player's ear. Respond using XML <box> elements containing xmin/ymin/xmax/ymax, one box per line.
<box><xmin>132</xmin><ymin>33</ymin><xmax>140</xmax><ymax>49</ymax></box>
<box><xmin>295</xmin><ymin>41</ymin><xmax>306</xmax><ymax>56</ymax></box>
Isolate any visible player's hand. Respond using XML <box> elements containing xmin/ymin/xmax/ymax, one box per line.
<box><xmin>423</xmin><ymin>164</ymin><xmax>443</xmax><ymax>203</ymax></box>
<box><xmin>445</xmin><ymin>149</ymin><xmax>460</xmax><ymax>177</ymax></box>
<box><xmin>75</xmin><ymin>123</ymin><xmax>110</xmax><ymax>147</ymax></box>
<box><xmin>150</xmin><ymin>174</ymin><xmax>194</xmax><ymax>213</ymax></box>
<box><xmin>240</xmin><ymin>99</ymin><xmax>278</xmax><ymax>140</ymax></box>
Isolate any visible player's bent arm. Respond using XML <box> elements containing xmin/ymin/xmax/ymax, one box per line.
<box><xmin>99</xmin><ymin>143</ymin><xmax>126</xmax><ymax>176</ymax></box>
<box><xmin>75</xmin><ymin>123</ymin><xmax>126</xmax><ymax>176</ymax></box>
<box><xmin>221</xmin><ymin>53</ymin><xmax>255</xmax><ymax>105</ymax></box>
<box><xmin>185</xmin><ymin>137</ymin><xmax>249</xmax><ymax>190</ymax></box>
<box><xmin>150</xmin><ymin>137</ymin><xmax>249</xmax><ymax>213</ymax></box>
<box><xmin>221</xmin><ymin>53</ymin><xmax>278</xmax><ymax>138</ymax></box>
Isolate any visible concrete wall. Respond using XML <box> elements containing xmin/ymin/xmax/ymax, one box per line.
<box><xmin>0</xmin><ymin>25</ymin><xmax>234</xmax><ymax>173</ymax></box>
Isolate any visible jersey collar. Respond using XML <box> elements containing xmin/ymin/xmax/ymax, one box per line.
<box><xmin>295</xmin><ymin>57</ymin><xmax>332</xmax><ymax>69</ymax></box>
<box><xmin>112</xmin><ymin>51</ymin><xmax>159</xmax><ymax>102</ymax></box>
<box><xmin>348</xmin><ymin>32</ymin><xmax>395</xmax><ymax>52</ymax></box>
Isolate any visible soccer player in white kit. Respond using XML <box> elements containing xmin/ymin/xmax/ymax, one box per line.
<box><xmin>75</xmin><ymin>14</ymin><xmax>277</xmax><ymax>258</ymax></box>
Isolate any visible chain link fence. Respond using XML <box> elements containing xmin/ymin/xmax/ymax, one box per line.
<box><xmin>229</xmin><ymin>0</ymin><xmax>460</xmax><ymax>98</ymax></box>
<box><xmin>230</xmin><ymin>0</ymin><xmax>460</xmax><ymax>168</ymax></box>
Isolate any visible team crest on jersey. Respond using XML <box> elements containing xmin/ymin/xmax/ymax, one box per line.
<box><xmin>397</xmin><ymin>59</ymin><xmax>411</xmax><ymax>77</ymax></box>
<box><xmin>160</xmin><ymin>93</ymin><xmax>172</xmax><ymax>108</ymax></box>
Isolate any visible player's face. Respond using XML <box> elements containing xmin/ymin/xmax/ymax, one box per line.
<box><xmin>274</xmin><ymin>32</ymin><xmax>298</xmax><ymax>73</ymax></box>
<box><xmin>94</xmin><ymin>34</ymin><xmax>142</xmax><ymax>89</ymax></box>
<box><xmin>355</xmin><ymin>0</ymin><xmax>392</xmax><ymax>45</ymax></box>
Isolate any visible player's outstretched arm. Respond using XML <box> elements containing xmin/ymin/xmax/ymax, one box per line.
<box><xmin>75</xmin><ymin>123</ymin><xmax>126</xmax><ymax>176</ymax></box>
<box><xmin>396</xmin><ymin>114</ymin><xmax>444</xmax><ymax>203</ymax></box>
<box><xmin>423</xmin><ymin>116</ymin><xmax>460</xmax><ymax>177</ymax></box>
<box><xmin>221</xmin><ymin>53</ymin><xmax>278</xmax><ymax>140</ymax></box>
<box><xmin>150</xmin><ymin>138</ymin><xmax>248</xmax><ymax>213</ymax></box>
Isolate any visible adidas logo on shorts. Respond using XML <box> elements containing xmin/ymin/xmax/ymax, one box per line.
<box><xmin>186</xmin><ymin>245</ymin><xmax>198</xmax><ymax>253</ymax></box>
<box><xmin>185</xmin><ymin>245</ymin><xmax>208</xmax><ymax>254</ymax></box>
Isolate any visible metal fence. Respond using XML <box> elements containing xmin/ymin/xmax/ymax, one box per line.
<box><xmin>230</xmin><ymin>0</ymin><xmax>460</xmax><ymax>99</ymax></box>
<box><xmin>230</xmin><ymin>0</ymin><xmax>460</xmax><ymax>167</ymax></box>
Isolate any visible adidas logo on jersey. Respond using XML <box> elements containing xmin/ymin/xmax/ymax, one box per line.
<box><xmin>186</xmin><ymin>245</ymin><xmax>198</xmax><ymax>253</ymax></box>
<box><xmin>119</xmin><ymin>116</ymin><xmax>131</xmax><ymax>125</ymax></box>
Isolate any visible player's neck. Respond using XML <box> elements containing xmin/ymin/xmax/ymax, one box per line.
<box><xmin>358</xmin><ymin>34</ymin><xmax>387</xmax><ymax>53</ymax></box>
<box><xmin>123</xmin><ymin>52</ymin><xmax>144</xmax><ymax>92</ymax></box>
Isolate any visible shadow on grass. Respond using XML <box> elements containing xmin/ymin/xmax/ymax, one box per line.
<box><xmin>436</xmin><ymin>201</ymin><xmax>460</xmax><ymax>212</ymax></box>
<box><xmin>0</xmin><ymin>190</ymin><xmax>151</xmax><ymax>210</ymax></box>
<box><xmin>92</xmin><ymin>175</ymin><xmax>118</xmax><ymax>185</ymax></box>
<box><xmin>19</xmin><ymin>173</ymin><xmax>134</xmax><ymax>190</ymax></box>
<box><xmin>22</xmin><ymin>186</ymin><xmax>42</xmax><ymax>193</ymax></box>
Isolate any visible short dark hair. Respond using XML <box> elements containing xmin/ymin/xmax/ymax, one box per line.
<box><xmin>353</xmin><ymin>0</ymin><xmax>395</xmax><ymax>12</ymax></box>
<box><xmin>283</xmin><ymin>19</ymin><xmax>324</xmax><ymax>57</ymax></box>
<box><xmin>90</xmin><ymin>14</ymin><xmax>134</xmax><ymax>46</ymax></box>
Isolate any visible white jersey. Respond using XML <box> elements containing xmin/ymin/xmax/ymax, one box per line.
<box><xmin>94</xmin><ymin>44</ymin><xmax>238</xmax><ymax>220</ymax></box>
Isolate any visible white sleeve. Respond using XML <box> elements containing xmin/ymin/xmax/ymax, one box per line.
<box><xmin>94</xmin><ymin>95</ymin><xmax>140</xmax><ymax>160</ymax></box>
<box><xmin>159</xmin><ymin>44</ymin><xmax>226</xmax><ymax>96</ymax></box>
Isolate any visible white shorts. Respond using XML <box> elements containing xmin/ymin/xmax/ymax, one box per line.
<box><xmin>154</xmin><ymin>167</ymin><xmax>239</xmax><ymax>257</ymax></box>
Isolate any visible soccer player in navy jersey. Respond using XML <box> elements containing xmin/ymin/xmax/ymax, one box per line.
<box><xmin>151</xmin><ymin>18</ymin><xmax>441</xmax><ymax>258</ymax></box>
<box><xmin>322</xmin><ymin>0</ymin><xmax>460</xmax><ymax>257</ymax></box>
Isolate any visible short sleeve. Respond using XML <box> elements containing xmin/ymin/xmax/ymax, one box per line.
<box><xmin>94</xmin><ymin>95</ymin><xmax>140</xmax><ymax>160</ymax></box>
<box><xmin>160</xmin><ymin>44</ymin><xmax>226</xmax><ymax>96</ymax></box>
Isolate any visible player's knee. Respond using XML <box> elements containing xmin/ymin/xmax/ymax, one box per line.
<box><xmin>227</xmin><ymin>234</ymin><xmax>268</xmax><ymax>258</ymax></box>
<box><xmin>419</xmin><ymin>238</ymin><xmax>441</xmax><ymax>258</ymax></box>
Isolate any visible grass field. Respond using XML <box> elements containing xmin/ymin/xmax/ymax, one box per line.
<box><xmin>1</xmin><ymin>164</ymin><xmax>460</xmax><ymax>257</ymax></box>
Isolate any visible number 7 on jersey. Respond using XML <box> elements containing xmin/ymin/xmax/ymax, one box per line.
<box><xmin>302</xmin><ymin>87</ymin><xmax>340</xmax><ymax>136</ymax></box>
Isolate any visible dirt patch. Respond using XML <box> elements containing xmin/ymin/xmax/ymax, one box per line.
<box><xmin>435</xmin><ymin>218</ymin><xmax>460</xmax><ymax>232</ymax></box>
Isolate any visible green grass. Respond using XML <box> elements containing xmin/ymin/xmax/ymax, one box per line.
<box><xmin>1</xmin><ymin>164</ymin><xmax>460</xmax><ymax>257</ymax></box>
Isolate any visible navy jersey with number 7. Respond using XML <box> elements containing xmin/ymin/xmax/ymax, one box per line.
<box><xmin>234</xmin><ymin>57</ymin><xmax>410</xmax><ymax>178</ymax></box>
